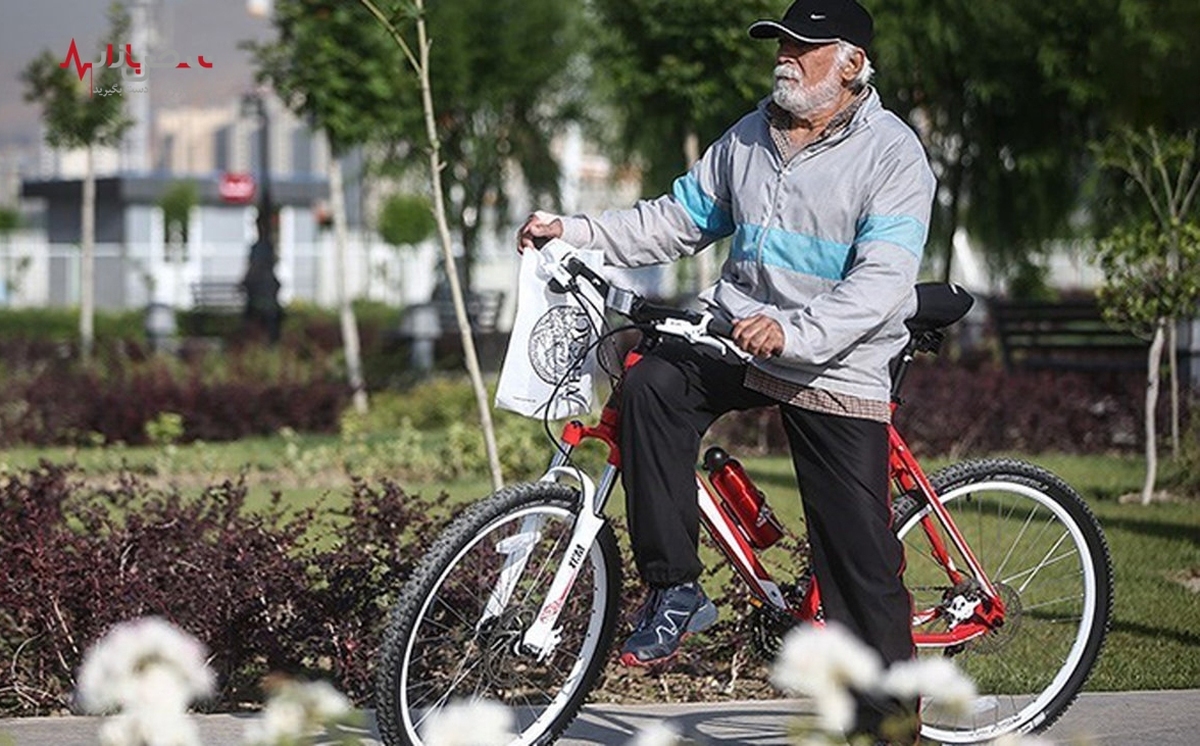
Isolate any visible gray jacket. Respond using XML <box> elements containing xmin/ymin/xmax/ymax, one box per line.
<box><xmin>559</xmin><ymin>88</ymin><xmax>935</xmax><ymax>403</ymax></box>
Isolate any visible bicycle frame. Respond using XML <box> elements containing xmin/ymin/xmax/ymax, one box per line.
<box><xmin>378</xmin><ymin>269</ymin><xmax>1114</xmax><ymax>746</ymax></box>
<box><xmin>512</xmin><ymin>335</ymin><xmax>1008</xmax><ymax>660</ymax></box>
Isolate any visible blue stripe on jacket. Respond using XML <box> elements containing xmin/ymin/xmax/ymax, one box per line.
<box><xmin>672</xmin><ymin>174</ymin><xmax>734</xmax><ymax>237</ymax></box>
<box><xmin>856</xmin><ymin>214</ymin><xmax>927</xmax><ymax>259</ymax></box>
<box><xmin>728</xmin><ymin>215</ymin><xmax>927</xmax><ymax>281</ymax></box>
<box><xmin>732</xmin><ymin>224</ymin><xmax>854</xmax><ymax>282</ymax></box>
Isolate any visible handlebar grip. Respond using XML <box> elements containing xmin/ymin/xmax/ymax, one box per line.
<box><xmin>706</xmin><ymin>317</ymin><xmax>735</xmax><ymax>339</ymax></box>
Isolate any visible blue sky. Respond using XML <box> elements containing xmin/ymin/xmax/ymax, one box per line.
<box><xmin>1</xmin><ymin>0</ymin><xmax>273</xmax><ymax>146</ymax></box>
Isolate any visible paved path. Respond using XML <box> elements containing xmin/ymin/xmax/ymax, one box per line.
<box><xmin>3</xmin><ymin>690</ymin><xmax>1198</xmax><ymax>745</ymax></box>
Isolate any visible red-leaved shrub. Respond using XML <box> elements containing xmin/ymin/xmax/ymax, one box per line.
<box><xmin>0</xmin><ymin>464</ymin><xmax>448</xmax><ymax>715</ymax></box>
<box><xmin>708</xmin><ymin>361</ymin><xmax>1156</xmax><ymax>457</ymax></box>
<box><xmin>0</xmin><ymin>343</ymin><xmax>348</xmax><ymax>447</ymax></box>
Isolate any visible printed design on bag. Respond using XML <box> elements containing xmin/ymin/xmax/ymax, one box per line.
<box><xmin>529</xmin><ymin>306</ymin><xmax>592</xmax><ymax>384</ymax></box>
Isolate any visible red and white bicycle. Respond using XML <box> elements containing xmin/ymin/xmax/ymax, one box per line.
<box><xmin>375</xmin><ymin>256</ymin><xmax>1113</xmax><ymax>746</ymax></box>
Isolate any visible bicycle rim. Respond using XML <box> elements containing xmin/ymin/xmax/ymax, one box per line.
<box><xmin>897</xmin><ymin>460</ymin><xmax>1111</xmax><ymax>743</ymax></box>
<box><xmin>392</xmin><ymin>495</ymin><xmax>617</xmax><ymax>746</ymax></box>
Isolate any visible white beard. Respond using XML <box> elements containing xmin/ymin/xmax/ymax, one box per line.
<box><xmin>772</xmin><ymin>63</ymin><xmax>844</xmax><ymax>119</ymax></box>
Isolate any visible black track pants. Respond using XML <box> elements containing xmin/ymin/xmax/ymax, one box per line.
<box><xmin>619</xmin><ymin>339</ymin><xmax>915</xmax><ymax>740</ymax></box>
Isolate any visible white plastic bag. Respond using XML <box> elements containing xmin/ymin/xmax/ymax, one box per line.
<box><xmin>495</xmin><ymin>240</ymin><xmax>606</xmax><ymax>419</ymax></box>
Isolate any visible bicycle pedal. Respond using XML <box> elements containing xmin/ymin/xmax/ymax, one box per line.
<box><xmin>617</xmin><ymin>649</ymin><xmax>680</xmax><ymax>672</ymax></box>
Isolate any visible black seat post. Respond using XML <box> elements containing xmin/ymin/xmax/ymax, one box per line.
<box><xmin>893</xmin><ymin>283</ymin><xmax>974</xmax><ymax>403</ymax></box>
<box><xmin>890</xmin><ymin>343</ymin><xmax>917</xmax><ymax>403</ymax></box>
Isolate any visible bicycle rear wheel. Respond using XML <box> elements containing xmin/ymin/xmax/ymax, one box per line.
<box><xmin>375</xmin><ymin>481</ymin><xmax>622</xmax><ymax>746</ymax></box>
<box><xmin>894</xmin><ymin>458</ymin><xmax>1113</xmax><ymax>743</ymax></box>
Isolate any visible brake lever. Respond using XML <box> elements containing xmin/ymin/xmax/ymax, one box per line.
<box><xmin>655</xmin><ymin>313</ymin><xmax>727</xmax><ymax>354</ymax></box>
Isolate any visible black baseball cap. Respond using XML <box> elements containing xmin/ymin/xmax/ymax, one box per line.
<box><xmin>749</xmin><ymin>0</ymin><xmax>874</xmax><ymax>50</ymax></box>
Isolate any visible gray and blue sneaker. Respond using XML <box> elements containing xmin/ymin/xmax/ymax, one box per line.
<box><xmin>618</xmin><ymin>581</ymin><xmax>718</xmax><ymax>667</ymax></box>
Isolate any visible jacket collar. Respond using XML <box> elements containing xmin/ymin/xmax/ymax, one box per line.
<box><xmin>760</xmin><ymin>85</ymin><xmax>877</xmax><ymax>137</ymax></box>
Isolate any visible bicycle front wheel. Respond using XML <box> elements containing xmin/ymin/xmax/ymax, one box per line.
<box><xmin>895</xmin><ymin>458</ymin><xmax>1113</xmax><ymax>743</ymax></box>
<box><xmin>375</xmin><ymin>481</ymin><xmax>622</xmax><ymax>746</ymax></box>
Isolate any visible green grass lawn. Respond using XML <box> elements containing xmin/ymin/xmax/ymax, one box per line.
<box><xmin>3</xmin><ymin>436</ymin><xmax>1196</xmax><ymax>692</ymax></box>
<box><xmin>0</xmin><ymin>431</ymin><xmax>498</xmax><ymax>512</ymax></box>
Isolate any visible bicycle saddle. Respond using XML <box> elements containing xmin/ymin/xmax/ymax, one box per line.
<box><xmin>906</xmin><ymin>282</ymin><xmax>975</xmax><ymax>334</ymax></box>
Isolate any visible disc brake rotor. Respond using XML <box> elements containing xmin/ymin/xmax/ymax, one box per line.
<box><xmin>966</xmin><ymin>582</ymin><xmax>1022</xmax><ymax>654</ymax></box>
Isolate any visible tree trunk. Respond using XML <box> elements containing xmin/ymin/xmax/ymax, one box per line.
<box><xmin>415</xmin><ymin>1</ymin><xmax>504</xmax><ymax>490</ymax></box>
<box><xmin>684</xmin><ymin>129</ymin><xmax>715</xmax><ymax>292</ymax></box>
<box><xmin>940</xmin><ymin>157</ymin><xmax>965</xmax><ymax>284</ymax></box>
<box><xmin>460</xmin><ymin>188</ymin><xmax>480</xmax><ymax>295</ymax></box>
<box><xmin>1141</xmin><ymin>319</ymin><xmax>1166</xmax><ymax>505</ymax></box>
<box><xmin>80</xmin><ymin>145</ymin><xmax>96</xmax><ymax>360</ymax></box>
<box><xmin>172</xmin><ymin>222</ymin><xmax>186</xmax><ymax>308</ymax></box>
<box><xmin>358</xmin><ymin>0</ymin><xmax>503</xmax><ymax>488</ymax></box>
<box><xmin>329</xmin><ymin>153</ymin><xmax>368</xmax><ymax>415</ymax></box>
<box><xmin>1168</xmin><ymin>319</ymin><xmax>1179</xmax><ymax>457</ymax></box>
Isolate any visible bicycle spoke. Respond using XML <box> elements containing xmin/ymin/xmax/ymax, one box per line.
<box><xmin>898</xmin><ymin>461</ymin><xmax>1111</xmax><ymax>744</ymax></box>
<box><xmin>1001</xmin><ymin>546</ymin><xmax>1078</xmax><ymax>588</ymax></box>
<box><xmin>412</xmin><ymin>658</ymin><xmax>485</xmax><ymax>731</ymax></box>
<box><xmin>425</xmin><ymin>602</ymin><xmax>474</xmax><ymax>634</ymax></box>
<box><xmin>410</xmin><ymin>652</ymin><xmax>483</xmax><ymax>713</ymax></box>
<box><xmin>1021</xmin><ymin>594</ymin><xmax>1085</xmax><ymax>614</ymax></box>
<box><xmin>1004</xmin><ymin>514</ymin><xmax>1059</xmax><ymax>589</ymax></box>
<box><xmin>513</xmin><ymin>524</ymin><xmax>570</xmax><ymax>613</ymax></box>
<box><xmin>995</xmin><ymin>501</ymin><xmax>1037</xmax><ymax>579</ymax></box>
<box><xmin>1016</xmin><ymin>530</ymin><xmax>1072</xmax><ymax>594</ymax></box>
<box><xmin>382</xmin><ymin>489</ymin><xmax>618</xmax><ymax>746</ymax></box>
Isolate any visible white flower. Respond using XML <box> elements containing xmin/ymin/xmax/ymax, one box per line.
<box><xmin>879</xmin><ymin>657</ymin><xmax>977</xmax><ymax>716</ymax></box>
<box><xmin>76</xmin><ymin>617</ymin><xmax>215</xmax><ymax>715</ymax></box>
<box><xmin>770</xmin><ymin>622</ymin><xmax>883</xmax><ymax>732</ymax></box>
<box><xmin>628</xmin><ymin>721</ymin><xmax>683</xmax><ymax>746</ymax></box>
<box><xmin>419</xmin><ymin>699</ymin><xmax>514</xmax><ymax>746</ymax></box>
<box><xmin>243</xmin><ymin>679</ymin><xmax>354</xmax><ymax>745</ymax></box>
<box><xmin>98</xmin><ymin>710</ymin><xmax>203</xmax><ymax>746</ymax></box>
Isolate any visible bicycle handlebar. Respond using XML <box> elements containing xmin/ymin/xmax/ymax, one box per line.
<box><xmin>555</xmin><ymin>256</ymin><xmax>734</xmax><ymax>341</ymax></box>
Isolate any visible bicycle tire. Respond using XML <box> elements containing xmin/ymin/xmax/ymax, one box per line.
<box><xmin>894</xmin><ymin>458</ymin><xmax>1113</xmax><ymax>744</ymax></box>
<box><xmin>375</xmin><ymin>481</ymin><xmax>622</xmax><ymax>746</ymax></box>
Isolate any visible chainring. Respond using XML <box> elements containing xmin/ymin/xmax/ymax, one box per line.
<box><xmin>746</xmin><ymin>580</ymin><xmax>812</xmax><ymax>660</ymax></box>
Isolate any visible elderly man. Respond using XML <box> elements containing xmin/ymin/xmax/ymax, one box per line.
<box><xmin>519</xmin><ymin>1</ymin><xmax>932</xmax><ymax>740</ymax></box>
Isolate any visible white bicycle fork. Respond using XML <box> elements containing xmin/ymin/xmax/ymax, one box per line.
<box><xmin>476</xmin><ymin>458</ymin><xmax>620</xmax><ymax>661</ymax></box>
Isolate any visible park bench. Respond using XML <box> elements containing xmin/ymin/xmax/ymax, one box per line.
<box><xmin>396</xmin><ymin>289</ymin><xmax>508</xmax><ymax>371</ymax></box>
<box><xmin>435</xmin><ymin>289</ymin><xmax>505</xmax><ymax>334</ymax></box>
<box><xmin>190</xmin><ymin>281</ymin><xmax>245</xmax><ymax>312</ymax></box>
<box><xmin>990</xmin><ymin>296</ymin><xmax>1147</xmax><ymax>372</ymax></box>
<box><xmin>399</xmin><ymin>289</ymin><xmax>507</xmax><ymax>338</ymax></box>
<box><xmin>184</xmin><ymin>281</ymin><xmax>246</xmax><ymax>342</ymax></box>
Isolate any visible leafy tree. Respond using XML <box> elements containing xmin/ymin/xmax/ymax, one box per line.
<box><xmin>158</xmin><ymin>180</ymin><xmax>197</xmax><ymax>307</ymax></box>
<box><xmin>588</xmin><ymin>0</ymin><xmax>783</xmax><ymax>289</ymax></box>
<box><xmin>247</xmin><ymin>0</ymin><xmax>410</xmax><ymax>416</ymax></box>
<box><xmin>0</xmin><ymin>207</ymin><xmax>18</xmax><ymax>234</ymax></box>
<box><xmin>1092</xmin><ymin>128</ymin><xmax>1200</xmax><ymax>504</ymax></box>
<box><xmin>865</xmin><ymin>0</ymin><xmax>1200</xmax><ymax>282</ymax></box>
<box><xmin>0</xmin><ymin>205</ymin><xmax>19</xmax><ymax>305</ymax></box>
<box><xmin>377</xmin><ymin>192</ymin><xmax>436</xmax><ymax>307</ymax></box>
<box><xmin>377</xmin><ymin>0</ymin><xmax>588</xmax><ymax>291</ymax></box>
<box><xmin>378</xmin><ymin>193</ymin><xmax>436</xmax><ymax>250</ymax></box>
<box><xmin>158</xmin><ymin>181</ymin><xmax>197</xmax><ymax>246</ymax></box>
<box><xmin>872</xmin><ymin>0</ymin><xmax>1116</xmax><ymax>281</ymax></box>
<box><xmin>589</xmin><ymin>0</ymin><xmax>783</xmax><ymax>195</ymax></box>
<box><xmin>21</xmin><ymin>3</ymin><xmax>133</xmax><ymax>358</ymax></box>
